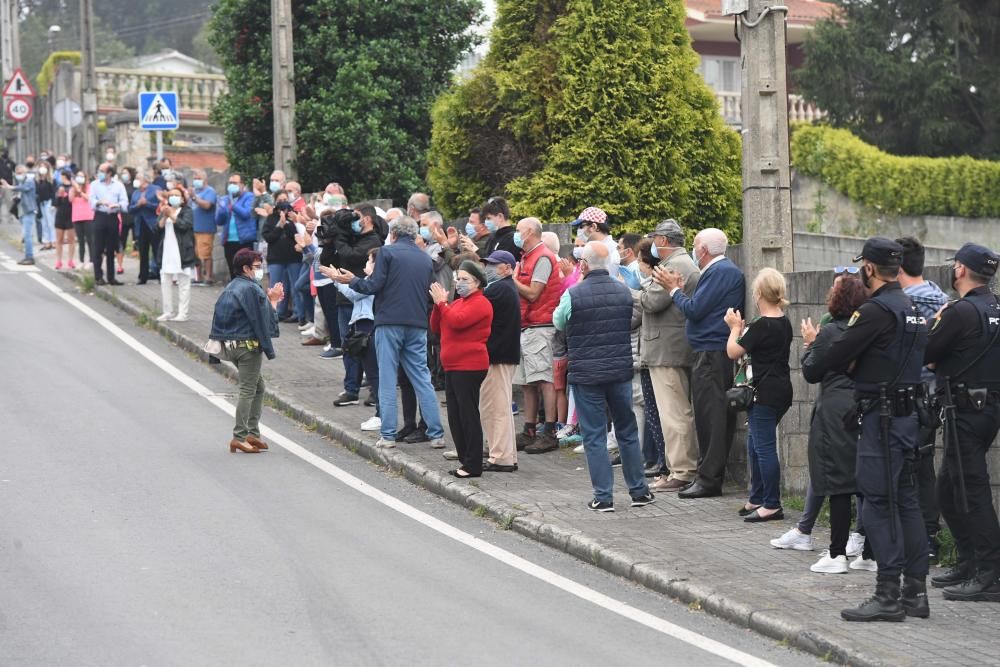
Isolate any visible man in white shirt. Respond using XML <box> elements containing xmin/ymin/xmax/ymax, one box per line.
<box><xmin>88</xmin><ymin>162</ymin><xmax>129</xmax><ymax>285</ymax></box>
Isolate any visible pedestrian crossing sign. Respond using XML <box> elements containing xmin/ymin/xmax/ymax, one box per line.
<box><xmin>138</xmin><ymin>91</ymin><xmax>179</xmax><ymax>130</ymax></box>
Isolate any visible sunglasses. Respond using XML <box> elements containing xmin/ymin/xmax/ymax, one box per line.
<box><xmin>834</xmin><ymin>266</ymin><xmax>860</xmax><ymax>275</ymax></box>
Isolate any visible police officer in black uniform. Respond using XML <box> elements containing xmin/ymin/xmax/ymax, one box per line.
<box><xmin>924</xmin><ymin>243</ymin><xmax>1000</xmax><ymax>603</ymax></box>
<box><xmin>820</xmin><ymin>237</ymin><xmax>931</xmax><ymax>622</ymax></box>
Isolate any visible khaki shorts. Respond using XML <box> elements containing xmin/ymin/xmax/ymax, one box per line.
<box><xmin>194</xmin><ymin>232</ymin><xmax>215</xmax><ymax>260</ymax></box>
<box><xmin>513</xmin><ymin>326</ymin><xmax>556</xmax><ymax>385</ymax></box>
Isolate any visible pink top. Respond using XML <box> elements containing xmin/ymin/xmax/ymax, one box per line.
<box><xmin>70</xmin><ymin>184</ymin><xmax>93</xmax><ymax>223</ymax></box>
<box><xmin>561</xmin><ymin>264</ymin><xmax>582</xmax><ymax>291</ymax></box>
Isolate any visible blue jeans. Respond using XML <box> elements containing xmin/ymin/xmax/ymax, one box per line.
<box><xmin>268</xmin><ymin>262</ymin><xmax>301</xmax><ymax>320</ymax></box>
<box><xmin>573</xmin><ymin>380</ymin><xmax>650</xmax><ymax>504</ymax></box>
<box><xmin>294</xmin><ymin>264</ymin><xmax>313</xmax><ymax>323</ymax></box>
<box><xmin>21</xmin><ymin>213</ymin><xmax>35</xmax><ymax>258</ymax></box>
<box><xmin>338</xmin><ymin>304</ymin><xmax>362</xmax><ymax>395</ymax></box>
<box><xmin>374</xmin><ymin>325</ymin><xmax>443</xmax><ymax>441</ymax></box>
<box><xmin>747</xmin><ymin>404</ymin><xmax>784</xmax><ymax>509</ymax></box>
<box><xmin>41</xmin><ymin>203</ymin><xmax>55</xmax><ymax>244</ymax></box>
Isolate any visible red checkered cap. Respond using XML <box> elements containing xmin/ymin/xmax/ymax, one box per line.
<box><xmin>577</xmin><ymin>207</ymin><xmax>607</xmax><ymax>225</ymax></box>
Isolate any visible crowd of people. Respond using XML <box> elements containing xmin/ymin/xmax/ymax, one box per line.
<box><xmin>9</xmin><ymin>148</ymin><xmax>995</xmax><ymax>621</ymax></box>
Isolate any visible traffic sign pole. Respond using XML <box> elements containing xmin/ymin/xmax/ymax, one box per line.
<box><xmin>156</xmin><ymin>130</ymin><xmax>163</xmax><ymax>161</ymax></box>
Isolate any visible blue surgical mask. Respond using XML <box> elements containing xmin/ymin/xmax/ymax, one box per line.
<box><xmin>227</xmin><ymin>184</ymin><xmax>240</xmax><ymax>196</ymax></box>
<box><xmin>465</xmin><ymin>222</ymin><xmax>476</xmax><ymax>237</ymax></box>
<box><xmin>269</xmin><ymin>180</ymin><xmax>282</xmax><ymax>193</ymax></box>
<box><xmin>513</xmin><ymin>232</ymin><xmax>524</xmax><ymax>248</ymax></box>
<box><xmin>485</xmin><ymin>219</ymin><xmax>497</xmax><ymax>233</ymax></box>
<box><xmin>572</xmin><ymin>247</ymin><xmax>584</xmax><ymax>260</ymax></box>
<box><xmin>193</xmin><ymin>179</ymin><xmax>204</xmax><ymax>189</ymax></box>
<box><xmin>651</xmin><ymin>243</ymin><xmax>660</xmax><ymax>259</ymax></box>
<box><xmin>420</xmin><ymin>227</ymin><xmax>432</xmax><ymax>241</ymax></box>
<box><xmin>351</xmin><ymin>220</ymin><xmax>362</xmax><ymax>234</ymax></box>
<box><xmin>168</xmin><ymin>195</ymin><xmax>182</xmax><ymax>207</ymax></box>
<box><xmin>455</xmin><ymin>281</ymin><xmax>473</xmax><ymax>297</ymax></box>
<box><xmin>97</xmin><ymin>171</ymin><xmax>106</xmax><ymax>182</ymax></box>
<box><xmin>484</xmin><ymin>265</ymin><xmax>500</xmax><ymax>283</ymax></box>
<box><xmin>14</xmin><ymin>173</ymin><xmax>24</xmax><ymax>182</ymax></box>
<box><xmin>692</xmin><ymin>249</ymin><xmax>701</xmax><ymax>267</ymax></box>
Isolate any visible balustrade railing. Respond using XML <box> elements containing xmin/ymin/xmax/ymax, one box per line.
<box><xmin>95</xmin><ymin>68</ymin><xmax>228</xmax><ymax>114</ymax></box>
<box><xmin>714</xmin><ymin>92</ymin><xmax>824</xmax><ymax>127</ymax></box>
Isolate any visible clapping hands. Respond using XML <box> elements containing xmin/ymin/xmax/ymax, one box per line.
<box><xmin>267</xmin><ymin>282</ymin><xmax>285</xmax><ymax>308</ymax></box>
<box><xmin>724</xmin><ymin>307</ymin><xmax>744</xmax><ymax>331</ymax></box>
<box><xmin>429</xmin><ymin>282</ymin><xmax>449</xmax><ymax>305</ymax></box>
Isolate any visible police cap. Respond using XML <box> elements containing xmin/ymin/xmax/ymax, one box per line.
<box><xmin>853</xmin><ymin>237</ymin><xmax>904</xmax><ymax>267</ymax></box>
<box><xmin>948</xmin><ymin>242</ymin><xmax>1000</xmax><ymax>277</ymax></box>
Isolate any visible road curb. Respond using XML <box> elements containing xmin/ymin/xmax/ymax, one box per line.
<box><xmin>59</xmin><ymin>271</ymin><xmax>885</xmax><ymax>667</ymax></box>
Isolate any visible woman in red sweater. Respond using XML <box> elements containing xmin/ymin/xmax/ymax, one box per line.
<box><xmin>430</xmin><ymin>259</ymin><xmax>494</xmax><ymax>478</ymax></box>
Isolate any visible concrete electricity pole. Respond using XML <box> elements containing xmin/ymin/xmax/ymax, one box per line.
<box><xmin>80</xmin><ymin>0</ymin><xmax>99</xmax><ymax>173</ymax></box>
<box><xmin>271</xmin><ymin>0</ymin><xmax>297</xmax><ymax>179</ymax></box>
<box><xmin>735</xmin><ymin>0</ymin><xmax>795</xmax><ymax>277</ymax></box>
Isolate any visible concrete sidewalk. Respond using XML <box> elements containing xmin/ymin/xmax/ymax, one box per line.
<box><xmin>19</xmin><ymin>236</ymin><xmax>1000</xmax><ymax>667</ymax></box>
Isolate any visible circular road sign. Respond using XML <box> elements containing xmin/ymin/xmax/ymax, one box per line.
<box><xmin>6</xmin><ymin>97</ymin><xmax>31</xmax><ymax>123</ymax></box>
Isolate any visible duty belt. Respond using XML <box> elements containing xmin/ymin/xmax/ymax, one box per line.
<box><xmin>944</xmin><ymin>384</ymin><xmax>1000</xmax><ymax>411</ymax></box>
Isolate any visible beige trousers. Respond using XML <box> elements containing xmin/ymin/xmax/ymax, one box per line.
<box><xmin>649</xmin><ymin>365</ymin><xmax>698</xmax><ymax>481</ymax></box>
<box><xmin>479</xmin><ymin>363</ymin><xmax>517</xmax><ymax>465</ymax></box>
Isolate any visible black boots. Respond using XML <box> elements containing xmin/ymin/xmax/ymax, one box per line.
<box><xmin>841</xmin><ymin>574</ymin><xmax>906</xmax><ymax>622</ymax></box>
<box><xmin>900</xmin><ymin>575</ymin><xmax>930</xmax><ymax>618</ymax></box>
<box><xmin>931</xmin><ymin>561</ymin><xmax>974</xmax><ymax>588</ymax></box>
<box><xmin>943</xmin><ymin>568</ymin><xmax>1000</xmax><ymax>602</ymax></box>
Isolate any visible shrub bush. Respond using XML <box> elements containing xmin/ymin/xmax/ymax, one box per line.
<box><xmin>792</xmin><ymin>125</ymin><xmax>1000</xmax><ymax>218</ymax></box>
<box><xmin>428</xmin><ymin>0</ymin><xmax>742</xmax><ymax>240</ymax></box>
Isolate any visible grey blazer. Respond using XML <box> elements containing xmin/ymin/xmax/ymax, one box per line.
<box><xmin>636</xmin><ymin>247</ymin><xmax>700</xmax><ymax>368</ymax></box>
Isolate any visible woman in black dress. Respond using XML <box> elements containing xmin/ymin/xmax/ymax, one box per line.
<box><xmin>53</xmin><ymin>169</ymin><xmax>75</xmax><ymax>269</ymax></box>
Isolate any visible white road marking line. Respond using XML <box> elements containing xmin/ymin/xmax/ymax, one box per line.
<box><xmin>26</xmin><ymin>271</ymin><xmax>778</xmax><ymax>667</ymax></box>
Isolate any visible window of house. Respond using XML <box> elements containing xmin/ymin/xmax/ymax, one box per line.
<box><xmin>700</xmin><ymin>56</ymin><xmax>740</xmax><ymax>93</ymax></box>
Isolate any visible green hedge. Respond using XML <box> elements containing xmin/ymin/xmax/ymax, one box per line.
<box><xmin>791</xmin><ymin>125</ymin><xmax>1000</xmax><ymax>219</ymax></box>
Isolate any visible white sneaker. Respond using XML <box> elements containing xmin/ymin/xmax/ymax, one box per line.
<box><xmin>171</xmin><ymin>315</ymin><xmax>189</xmax><ymax>322</ymax></box>
<box><xmin>606</xmin><ymin>430</ymin><xmax>619</xmax><ymax>452</ymax></box>
<box><xmin>846</xmin><ymin>532</ymin><xmax>865</xmax><ymax>557</ymax></box>
<box><xmin>769</xmin><ymin>527</ymin><xmax>815</xmax><ymax>551</ymax></box>
<box><xmin>442</xmin><ymin>450</ymin><xmax>459</xmax><ymax>461</ymax></box>
<box><xmin>297</xmin><ymin>322</ymin><xmax>312</xmax><ymax>331</ymax></box>
<box><xmin>429</xmin><ymin>438</ymin><xmax>446</xmax><ymax>449</ymax></box>
<box><xmin>573</xmin><ymin>443</ymin><xmax>585</xmax><ymax>454</ymax></box>
<box><xmin>360</xmin><ymin>416</ymin><xmax>381</xmax><ymax>432</ymax></box>
<box><xmin>810</xmin><ymin>551</ymin><xmax>849</xmax><ymax>574</ymax></box>
<box><xmin>555</xmin><ymin>423</ymin><xmax>575</xmax><ymax>439</ymax></box>
<box><xmin>374</xmin><ymin>438</ymin><xmax>395</xmax><ymax>449</ymax></box>
<box><xmin>156</xmin><ymin>313</ymin><xmax>172</xmax><ymax>322</ymax></box>
<box><xmin>301</xmin><ymin>326</ymin><xmax>316</xmax><ymax>337</ymax></box>
<box><xmin>849</xmin><ymin>555</ymin><xmax>878</xmax><ymax>572</ymax></box>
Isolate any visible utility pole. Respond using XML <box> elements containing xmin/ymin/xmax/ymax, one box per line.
<box><xmin>736</xmin><ymin>0</ymin><xmax>794</xmax><ymax>278</ymax></box>
<box><xmin>79</xmin><ymin>0</ymin><xmax>98</xmax><ymax>173</ymax></box>
<box><xmin>271</xmin><ymin>0</ymin><xmax>297</xmax><ymax>179</ymax></box>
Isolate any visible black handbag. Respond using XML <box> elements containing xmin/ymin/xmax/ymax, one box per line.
<box><xmin>725</xmin><ymin>359</ymin><xmax>770</xmax><ymax>412</ymax></box>
<box><xmin>342</xmin><ymin>328</ymin><xmax>370</xmax><ymax>359</ymax></box>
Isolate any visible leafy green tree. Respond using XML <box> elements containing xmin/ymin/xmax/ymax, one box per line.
<box><xmin>797</xmin><ymin>0</ymin><xmax>1000</xmax><ymax>159</ymax></box>
<box><xmin>209</xmin><ymin>0</ymin><xmax>481</xmax><ymax>200</ymax></box>
<box><xmin>428</xmin><ymin>0</ymin><xmax>742</xmax><ymax>237</ymax></box>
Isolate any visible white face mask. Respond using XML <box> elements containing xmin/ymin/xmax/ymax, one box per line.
<box><xmin>105</xmin><ymin>152</ymin><xmax>115</xmax><ymax>161</ymax></box>
<box><xmin>253</xmin><ymin>268</ymin><xmax>264</xmax><ymax>282</ymax></box>
<box><xmin>55</xmin><ymin>159</ymin><xmax>66</xmax><ymax>168</ymax></box>
<box><xmin>38</xmin><ymin>166</ymin><xmax>48</xmax><ymax>176</ymax></box>
<box><xmin>133</xmin><ymin>179</ymin><xmax>141</xmax><ymax>189</ymax></box>
<box><xmin>75</xmin><ymin>175</ymin><xmax>85</xmax><ymax>185</ymax></box>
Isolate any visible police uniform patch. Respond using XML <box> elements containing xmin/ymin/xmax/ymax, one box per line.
<box><xmin>848</xmin><ymin>310</ymin><xmax>861</xmax><ymax>327</ymax></box>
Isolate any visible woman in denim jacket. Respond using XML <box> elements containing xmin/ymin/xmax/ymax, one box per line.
<box><xmin>209</xmin><ymin>248</ymin><xmax>283</xmax><ymax>453</ymax></box>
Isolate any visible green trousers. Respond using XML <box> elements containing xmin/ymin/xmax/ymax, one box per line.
<box><xmin>226</xmin><ymin>345</ymin><xmax>265</xmax><ymax>440</ymax></box>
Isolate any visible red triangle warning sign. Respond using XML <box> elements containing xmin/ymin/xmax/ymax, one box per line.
<box><xmin>3</xmin><ymin>68</ymin><xmax>36</xmax><ymax>98</ymax></box>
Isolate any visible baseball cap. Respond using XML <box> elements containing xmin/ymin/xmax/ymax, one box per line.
<box><xmin>645</xmin><ymin>219</ymin><xmax>685</xmax><ymax>242</ymax></box>
<box><xmin>853</xmin><ymin>237</ymin><xmax>904</xmax><ymax>266</ymax></box>
<box><xmin>483</xmin><ymin>250</ymin><xmax>517</xmax><ymax>268</ymax></box>
<box><xmin>947</xmin><ymin>243</ymin><xmax>1000</xmax><ymax>277</ymax></box>
<box><xmin>570</xmin><ymin>206</ymin><xmax>608</xmax><ymax>227</ymax></box>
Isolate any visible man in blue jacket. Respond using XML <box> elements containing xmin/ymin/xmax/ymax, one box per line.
<box><xmin>129</xmin><ymin>171</ymin><xmax>162</xmax><ymax>283</ymax></box>
<box><xmin>330</xmin><ymin>215</ymin><xmax>445</xmax><ymax>449</ymax></box>
<box><xmin>215</xmin><ymin>173</ymin><xmax>257</xmax><ymax>279</ymax></box>
<box><xmin>654</xmin><ymin>227</ymin><xmax>745</xmax><ymax>498</ymax></box>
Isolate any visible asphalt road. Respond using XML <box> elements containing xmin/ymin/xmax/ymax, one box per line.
<box><xmin>0</xmin><ymin>245</ymin><xmax>822</xmax><ymax>667</ymax></box>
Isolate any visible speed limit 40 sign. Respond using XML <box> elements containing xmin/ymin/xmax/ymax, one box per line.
<box><xmin>6</xmin><ymin>97</ymin><xmax>32</xmax><ymax>123</ymax></box>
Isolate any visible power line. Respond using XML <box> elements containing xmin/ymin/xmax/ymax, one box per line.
<box><xmin>112</xmin><ymin>12</ymin><xmax>211</xmax><ymax>39</ymax></box>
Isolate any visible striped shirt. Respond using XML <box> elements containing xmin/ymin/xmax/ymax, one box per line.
<box><xmin>904</xmin><ymin>280</ymin><xmax>949</xmax><ymax>382</ymax></box>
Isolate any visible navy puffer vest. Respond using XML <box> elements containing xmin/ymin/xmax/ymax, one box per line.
<box><xmin>566</xmin><ymin>270</ymin><xmax>634</xmax><ymax>386</ymax></box>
